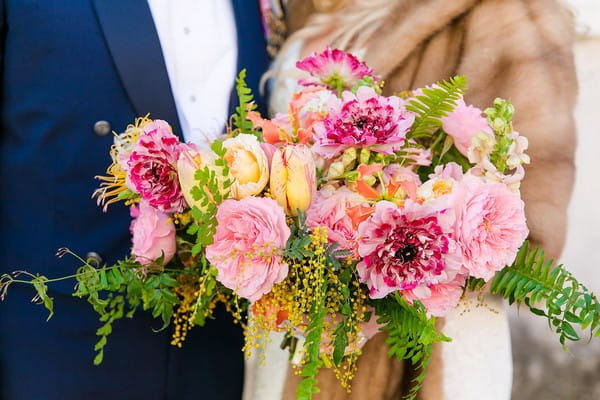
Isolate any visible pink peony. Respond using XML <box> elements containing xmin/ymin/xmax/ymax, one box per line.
<box><xmin>305</xmin><ymin>187</ymin><xmax>364</xmax><ymax>254</ymax></box>
<box><xmin>296</xmin><ymin>47</ymin><xmax>377</xmax><ymax>90</ymax></box>
<box><xmin>452</xmin><ymin>174</ymin><xmax>529</xmax><ymax>281</ymax></box>
<box><xmin>130</xmin><ymin>200</ymin><xmax>176</xmax><ymax>266</ymax></box>
<box><xmin>357</xmin><ymin>200</ymin><xmax>462</xmax><ymax>299</ymax></box>
<box><xmin>205</xmin><ymin>197</ymin><xmax>291</xmax><ymax>302</ymax></box>
<box><xmin>128</xmin><ymin>120</ymin><xmax>185</xmax><ymax>213</ymax></box>
<box><xmin>403</xmin><ymin>274</ymin><xmax>467</xmax><ymax>317</ymax></box>
<box><xmin>313</xmin><ymin>86</ymin><xmax>414</xmax><ymax>158</ymax></box>
<box><xmin>441</xmin><ymin>99</ymin><xmax>492</xmax><ymax>156</ymax></box>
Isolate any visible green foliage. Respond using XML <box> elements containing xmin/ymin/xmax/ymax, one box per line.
<box><xmin>466</xmin><ymin>277</ymin><xmax>486</xmax><ymax>292</ymax></box>
<box><xmin>416</xmin><ymin>130</ymin><xmax>471</xmax><ymax>181</ymax></box>
<box><xmin>284</xmin><ymin>212</ymin><xmax>314</xmax><ymax>260</ymax></box>
<box><xmin>31</xmin><ymin>275</ymin><xmax>54</xmax><ymax>320</ymax></box>
<box><xmin>0</xmin><ymin>271</ymin><xmax>55</xmax><ymax>320</ymax></box>
<box><xmin>232</xmin><ymin>69</ymin><xmax>261</xmax><ymax>139</ymax></box>
<box><xmin>297</xmin><ymin>271</ymin><xmax>328</xmax><ymax>400</ymax></box>
<box><xmin>374</xmin><ymin>295</ymin><xmax>450</xmax><ymax>400</ymax></box>
<box><xmin>187</xmin><ymin>139</ymin><xmax>232</xmax><ymax>256</ymax></box>
<box><xmin>331</xmin><ymin>266</ymin><xmax>355</xmax><ymax>366</ymax></box>
<box><xmin>490</xmin><ymin>241</ymin><xmax>600</xmax><ymax>346</ymax></box>
<box><xmin>116</xmin><ymin>189</ymin><xmax>138</xmax><ymax>201</ymax></box>
<box><xmin>73</xmin><ymin>259</ymin><xmax>180</xmax><ymax>364</ymax></box>
<box><xmin>406</xmin><ymin>76</ymin><xmax>467</xmax><ymax>140</ymax></box>
<box><xmin>352</xmin><ymin>76</ymin><xmax>382</xmax><ymax>95</ymax></box>
<box><xmin>190</xmin><ymin>258</ymin><xmax>220</xmax><ymax>327</ymax></box>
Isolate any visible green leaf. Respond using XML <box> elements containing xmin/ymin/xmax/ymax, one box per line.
<box><xmin>406</xmin><ymin>76</ymin><xmax>467</xmax><ymax>140</ymax></box>
<box><xmin>490</xmin><ymin>241</ymin><xmax>600</xmax><ymax>347</ymax></box>
<box><xmin>332</xmin><ymin>321</ymin><xmax>349</xmax><ymax>366</ymax></box>
<box><xmin>374</xmin><ymin>296</ymin><xmax>448</xmax><ymax>400</ymax></box>
<box><xmin>93</xmin><ymin>350</ymin><xmax>104</xmax><ymax>366</ymax></box>
<box><xmin>232</xmin><ymin>69</ymin><xmax>261</xmax><ymax>139</ymax></box>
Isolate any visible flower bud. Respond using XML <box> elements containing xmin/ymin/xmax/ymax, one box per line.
<box><xmin>270</xmin><ymin>145</ymin><xmax>317</xmax><ymax>216</ymax></box>
<box><xmin>341</xmin><ymin>147</ymin><xmax>357</xmax><ymax>168</ymax></box>
<box><xmin>362</xmin><ymin>175</ymin><xmax>377</xmax><ymax>186</ymax></box>
<box><xmin>491</xmin><ymin>117</ymin><xmax>505</xmax><ymax>133</ymax></box>
<box><xmin>326</xmin><ymin>161</ymin><xmax>345</xmax><ymax>180</ymax></box>
<box><xmin>359</xmin><ymin>148</ymin><xmax>371</xmax><ymax>165</ymax></box>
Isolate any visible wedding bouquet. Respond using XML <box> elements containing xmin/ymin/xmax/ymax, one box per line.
<box><xmin>2</xmin><ymin>48</ymin><xmax>599</xmax><ymax>400</ymax></box>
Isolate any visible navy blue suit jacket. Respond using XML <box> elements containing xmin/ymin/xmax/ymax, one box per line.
<box><xmin>0</xmin><ymin>1</ymin><xmax>270</xmax><ymax>399</ymax></box>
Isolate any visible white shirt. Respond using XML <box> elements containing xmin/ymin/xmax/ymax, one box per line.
<box><xmin>148</xmin><ymin>0</ymin><xmax>238</xmax><ymax>147</ymax></box>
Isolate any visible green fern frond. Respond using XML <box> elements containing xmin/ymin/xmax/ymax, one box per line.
<box><xmin>232</xmin><ymin>69</ymin><xmax>261</xmax><ymax>139</ymax></box>
<box><xmin>406</xmin><ymin>76</ymin><xmax>468</xmax><ymax>140</ymax></box>
<box><xmin>296</xmin><ymin>269</ymin><xmax>328</xmax><ymax>400</ymax></box>
<box><xmin>490</xmin><ymin>241</ymin><xmax>600</xmax><ymax>346</ymax></box>
<box><xmin>375</xmin><ymin>295</ymin><xmax>450</xmax><ymax>400</ymax></box>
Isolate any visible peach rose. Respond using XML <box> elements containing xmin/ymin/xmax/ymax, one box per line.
<box><xmin>205</xmin><ymin>197</ymin><xmax>290</xmax><ymax>301</ymax></box>
<box><xmin>223</xmin><ymin>134</ymin><xmax>269</xmax><ymax>199</ymax></box>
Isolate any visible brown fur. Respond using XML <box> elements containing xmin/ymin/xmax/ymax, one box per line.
<box><xmin>281</xmin><ymin>0</ymin><xmax>577</xmax><ymax>398</ymax></box>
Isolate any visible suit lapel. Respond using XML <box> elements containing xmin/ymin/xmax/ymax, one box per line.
<box><xmin>91</xmin><ymin>0</ymin><xmax>182</xmax><ymax>136</ymax></box>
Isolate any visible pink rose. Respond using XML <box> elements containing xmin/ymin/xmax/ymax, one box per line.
<box><xmin>206</xmin><ymin>197</ymin><xmax>291</xmax><ymax>302</ymax></box>
<box><xmin>441</xmin><ymin>99</ymin><xmax>492</xmax><ymax>156</ymax></box>
<box><xmin>452</xmin><ymin>175</ymin><xmax>529</xmax><ymax>281</ymax></box>
<box><xmin>130</xmin><ymin>200</ymin><xmax>176</xmax><ymax>266</ymax></box>
<box><xmin>305</xmin><ymin>187</ymin><xmax>364</xmax><ymax>254</ymax></box>
<box><xmin>128</xmin><ymin>120</ymin><xmax>185</xmax><ymax>213</ymax></box>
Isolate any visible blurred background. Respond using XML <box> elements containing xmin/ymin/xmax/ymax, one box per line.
<box><xmin>510</xmin><ymin>1</ymin><xmax>600</xmax><ymax>398</ymax></box>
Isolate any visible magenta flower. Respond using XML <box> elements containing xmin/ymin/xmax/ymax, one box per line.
<box><xmin>313</xmin><ymin>86</ymin><xmax>414</xmax><ymax>158</ymax></box>
<box><xmin>357</xmin><ymin>200</ymin><xmax>462</xmax><ymax>299</ymax></box>
<box><xmin>296</xmin><ymin>47</ymin><xmax>377</xmax><ymax>90</ymax></box>
<box><xmin>452</xmin><ymin>174</ymin><xmax>529</xmax><ymax>281</ymax></box>
<box><xmin>128</xmin><ymin>120</ymin><xmax>185</xmax><ymax>214</ymax></box>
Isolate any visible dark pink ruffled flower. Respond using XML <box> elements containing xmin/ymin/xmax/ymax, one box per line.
<box><xmin>296</xmin><ymin>47</ymin><xmax>377</xmax><ymax>90</ymax></box>
<box><xmin>313</xmin><ymin>86</ymin><xmax>414</xmax><ymax>158</ymax></box>
<box><xmin>357</xmin><ymin>200</ymin><xmax>462</xmax><ymax>299</ymax></box>
<box><xmin>128</xmin><ymin>120</ymin><xmax>185</xmax><ymax>213</ymax></box>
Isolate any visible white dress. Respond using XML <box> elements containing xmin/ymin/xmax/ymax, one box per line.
<box><xmin>243</xmin><ymin>40</ymin><xmax>513</xmax><ymax>400</ymax></box>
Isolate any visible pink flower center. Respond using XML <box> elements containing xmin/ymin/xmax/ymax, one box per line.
<box><xmin>365</xmin><ymin>215</ymin><xmax>450</xmax><ymax>290</ymax></box>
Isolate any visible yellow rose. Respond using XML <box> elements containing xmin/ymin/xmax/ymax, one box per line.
<box><xmin>223</xmin><ymin>134</ymin><xmax>269</xmax><ymax>199</ymax></box>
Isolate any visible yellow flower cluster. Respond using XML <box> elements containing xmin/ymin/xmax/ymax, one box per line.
<box><xmin>245</xmin><ymin>226</ymin><xmax>369</xmax><ymax>392</ymax></box>
<box><xmin>171</xmin><ymin>277</ymin><xmax>198</xmax><ymax>348</ymax></box>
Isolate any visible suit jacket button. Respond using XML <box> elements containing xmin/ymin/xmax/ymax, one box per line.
<box><xmin>86</xmin><ymin>251</ymin><xmax>103</xmax><ymax>266</ymax></box>
<box><xmin>93</xmin><ymin>120</ymin><xmax>112</xmax><ymax>136</ymax></box>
